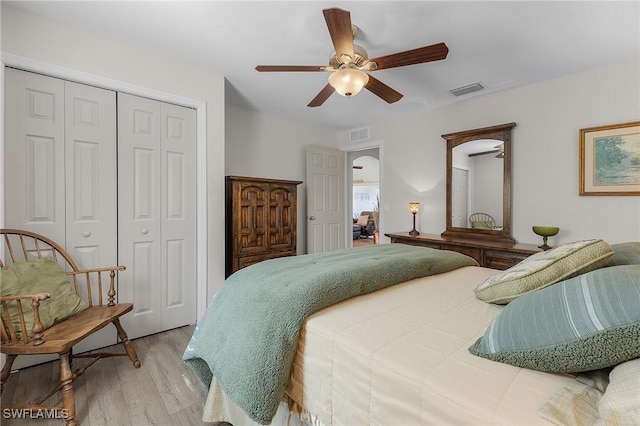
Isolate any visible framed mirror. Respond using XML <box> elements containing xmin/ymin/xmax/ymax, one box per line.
<box><xmin>441</xmin><ymin>123</ymin><xmax>516</xmax><ymax>243</ymax></box>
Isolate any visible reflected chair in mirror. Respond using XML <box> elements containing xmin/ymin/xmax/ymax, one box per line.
<box><xmin>469</xmin><ymin>213</ymin><xmax>495</xmax><ymax>230</ymax></box>
<box><xmin>0</xmin><ymin>229</ymin><xmax>141</xmax><ymax>426</ymax></box>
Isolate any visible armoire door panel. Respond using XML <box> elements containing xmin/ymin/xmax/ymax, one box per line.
<box><xmin>5</xmin><ymin>68</ymin><xmax>66</xmax><ymax>243</ymax></box>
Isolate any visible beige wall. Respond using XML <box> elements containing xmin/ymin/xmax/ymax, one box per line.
<box><xmin>339</xmin><ymin>60</ymin><xmax>640</xmax><ymax>246</ymax></box>
<box><xmin>1</xmin><ymin>4</ymin><xmax>227</xmax><ymax>299</ymax></box>
<box><xmin>224</xmin><ymin>104</ymin><xmax>337</xmax><ymax>253</ymax></box>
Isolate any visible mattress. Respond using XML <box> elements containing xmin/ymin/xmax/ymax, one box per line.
<box><xmin>203</xmin><ymin>266</ymin><xmax>576</xmax><ymax>425</ymax></box>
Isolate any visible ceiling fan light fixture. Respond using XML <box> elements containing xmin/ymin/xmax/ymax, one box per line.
<box><xmin>328</xmin><ymin>66</ymin><xmax>369</xmax><ymax>97</ymax></box>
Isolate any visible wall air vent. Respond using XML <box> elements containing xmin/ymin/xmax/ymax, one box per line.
<box><xmin>449</xmin><ymin>82</ymin><xmax>485</xmax><ymax>97</ymax></box>
<box><xmin>350</xmin><ymin>127</ymin><xmax>369</xmax><ymax>143</ymax></box>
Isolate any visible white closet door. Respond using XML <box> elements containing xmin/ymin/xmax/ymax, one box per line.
<box><xmin>64</xmin><ymin>80</ymin><xmax>118</xmax><ymax>353</ymax></box>
<box><xmin>4</xmin><ymin>69</ymin><xmax>118</xmax><ymax>365</ymax></box>
<box><xmin>118</xmin><ymin>93</ymin><xmax>196</xmax><ymax>338</ymax></box>
<box><xmin>4</xmin><ymin>68</ymin><xmax>66</xmax><ymax>244</ymax></box>
<box><xmin>160</xmin><ymin>102</ymin><xmax>197</xmax><ymax>330</ymax></box>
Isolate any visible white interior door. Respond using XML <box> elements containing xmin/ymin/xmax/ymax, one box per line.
<box><xmin>306</xmin><ymin>145</ymin><xmax>344</xmax><ymax>254</ymax></box>
<box><xmin>117</xmin><ymin>93</ymin><xmax>196</xmax><ymax>339</ymax></box>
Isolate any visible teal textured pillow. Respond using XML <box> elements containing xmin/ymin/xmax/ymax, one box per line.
<box><xmin>0</xmin><ymin>258</ymin><xmax>88</xmax><ymax>338</ymax></box>
<box><xmin>475</xmin><ymin>239</ymin><xmax>614</xmax><ymax>304</ymax></box>
<box><xmin>469</xmin><ymin>265</ymin><xmax>640</xmax><ymax>372</ymax></box>
<box><xmin>607</xmin><ymin>242</ymin><xmax>640</xmax><ymax>266</ymax></box>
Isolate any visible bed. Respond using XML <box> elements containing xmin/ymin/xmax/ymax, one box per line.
<box><xmin>184</xmin><ymin>241</ymin><xmax>640</xmax><ymax>426</ymax></box>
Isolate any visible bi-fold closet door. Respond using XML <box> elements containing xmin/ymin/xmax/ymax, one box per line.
<box><xmin>117</xmin><ymin>93</ymin><xmax>197</xmax><ymax>339</ymax></box>
<box><xmin>4</xmin><ymin>68</ymin><xmax>196</xmax><ymax>352</ymax></box>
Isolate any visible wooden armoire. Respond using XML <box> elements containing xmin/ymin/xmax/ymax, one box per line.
<box><xmin>225</xmin><ymin>176</ymin><xmax>303</xmax><ymax>277</ymax></box>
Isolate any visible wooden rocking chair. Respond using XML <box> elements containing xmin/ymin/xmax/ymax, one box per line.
<box><xmin>0</xmin><ymin>229</ymin><xmax>141</xmax><ymax>426</ymax></box>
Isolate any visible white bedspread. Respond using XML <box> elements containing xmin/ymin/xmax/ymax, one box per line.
<box><xmin>204</xmin><ymin>266</ymin><xmax>577</xmax><ymax>425</ymax></box>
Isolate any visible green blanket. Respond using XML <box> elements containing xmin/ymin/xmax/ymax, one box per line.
<box><xmin>183</xmin><ymin>244</ymin><xmax>478</xmax><ymax>424</ymax></box>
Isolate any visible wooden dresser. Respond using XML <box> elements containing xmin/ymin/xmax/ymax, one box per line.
<box><xmin>385</xmin><ymin>232</ymin><xmax>542</xmax><ymax>270</ymax></box>
<box><xmin>226</xmin><ymin>176</ymin><xmax>303</xmax><ymax>277</ymax></box>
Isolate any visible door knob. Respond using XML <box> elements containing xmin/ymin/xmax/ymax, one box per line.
<box><xmin>141</xmin><ymin>228</ymin><xmax>148</xmax><ymax>234</ymax></box>
<box><xmin>309</xmin><ymin>216</ymin><xmax>316</xmax><ymax>220</ymax></box>
<box><xmin>83</xmin><ymin>231</ymin><xmax>91</xmax><ymax>237</ymax></box>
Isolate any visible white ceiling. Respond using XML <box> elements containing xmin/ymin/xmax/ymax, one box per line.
<box><xmin>7</xmin><ymin>1</ymin><xmax>639</xmax><ymax>131</ymax></box>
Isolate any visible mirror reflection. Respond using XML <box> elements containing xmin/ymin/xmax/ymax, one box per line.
<box><xmin>451</xmin><ymin>139</ymin><xmax>504</xmax><ymax>229</ymax></box>
<box><xmin>442</xmin><ymin>122</ymin><xmax>515</xmax><ymax>244</ymax></box>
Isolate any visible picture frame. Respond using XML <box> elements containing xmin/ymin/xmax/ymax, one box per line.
<box><xmin>579</xmin><ymin>121</ymin><xmax>640</xmax><ymax>196</ymax></box>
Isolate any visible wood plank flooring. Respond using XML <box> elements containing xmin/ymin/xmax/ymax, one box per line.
<box><xmin>1</xmin><ymin>325</ymin><xmax>212</xmax><ymax>425</ymax></box>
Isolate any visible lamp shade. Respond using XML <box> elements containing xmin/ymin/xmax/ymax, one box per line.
<box><xmin>409</xmin><ymin>202</ymin><xmax>420</xmax><ymax>214</ymax></box>
<box><xmin>328</xmin><ymin>66</ymin><xmax>369</xmax><ymax>97</ymax></box>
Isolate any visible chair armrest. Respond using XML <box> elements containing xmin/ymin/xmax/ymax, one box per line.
<box><xmin>66</xmin><ymin>265</ymin><xmax>126</xmax><ymax>307</ymax></box>
<box><xmin>0</xmin><ymin>293</ymin><xmax>51</xmax><ymax>345</ymax></box>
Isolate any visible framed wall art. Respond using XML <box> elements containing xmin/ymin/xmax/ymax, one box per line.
<box><xmin>579</xmin><ymin>121</ymin><xmax>640</xmax><ymax>196</ymax></box>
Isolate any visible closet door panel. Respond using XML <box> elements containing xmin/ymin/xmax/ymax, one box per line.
<box><xmin>118</xmin><ymin>93</ymin><xmax>163</xmax><ymax>339</ymax></box>
<box><xmin>4</xmin><ymin>68</ymin><xmax>65</xmax><ymax>244</ymax></box>
<box><xmin>160</xmin><ymin>103</ymin><xmax>197</xmax><ymax>330</ymax></box>
<box><xmin>64</xmin><ymin>81</ymin><xmax>117</xmax><ymax>266</ymax></box>
<box><xmin>64</xmin><ymin>80</ymin><xmax>118</xmax><ymax>352</ymax></box>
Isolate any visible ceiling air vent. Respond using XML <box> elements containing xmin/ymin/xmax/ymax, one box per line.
<box><xmin>350</xmin><ymin>127</ymin><xmax>369</xmax><ymax>143</ymax></box>
<box><xmin>449</xmin><ymin>82</ymin><xmax>484</xmax><ymax>97</ymax></box>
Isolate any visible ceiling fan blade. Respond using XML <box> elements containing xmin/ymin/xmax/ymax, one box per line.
<box><xmin>255</xmin><ymin>65</ymin><xmax>325</xmax><ymax>72</ymax></box>
<box><xmin>308</xmin><ymin>84</ymin><xmax>335</xmax><ymax>107</ymax></box>
<box><xmin>323</xmin><ymin>8</ymin><xmax>354</xmax><ymax>60</ymax></box>
<box><xmin>370</xmin><ymin>42</ymin><xmax>449</xmax><ymax>70</ymax></box>
<box><xmin>365</xmin><ymin>75</ymin><xmax>403</xmax><ymax>104</ymax></box>
<box><xmin>468</xmin><ymin>150</ymin><xmax>501</xmax><ymax>157</ymax></box>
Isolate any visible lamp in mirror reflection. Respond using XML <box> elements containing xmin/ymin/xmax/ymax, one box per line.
<box><xmin>409</xmin><ymin>202</ymin><xmax>420</xmax><ymax>236</ymax></box>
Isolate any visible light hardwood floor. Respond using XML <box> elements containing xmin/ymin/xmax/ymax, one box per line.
<box><xmin>1</xmin><ymin>325</ymin><xmax>211</xmax><ymax>425</ymax></box>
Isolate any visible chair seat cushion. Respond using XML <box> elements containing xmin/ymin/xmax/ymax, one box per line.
<box><xmin>1</xmin><ymin>257</ymin><xmax>88</xmax><ymax>338</ymax></box>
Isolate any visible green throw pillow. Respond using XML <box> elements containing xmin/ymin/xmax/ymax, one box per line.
<box><xmin>0</xmin><ymin>257</ymin><xmax>88</xmax><ymax>338</ymax></box>
<box><xmin>474</xmin><ymin>239</ymin><xmax>614</xmax><ymax>304</ymax></box>
<box><xmin>469</xmin><ymin>265</ymin><xmax>640</xmax><ymax>373</ymax></box>
<box><xmin>607</xmin><ymin>242</ymin><xmax>640</xmax><ymax>266</ymax></box>
<box><xmin>471</xmin><ymin>220</ymin><xmax>493</xmax><ymax>230</ymax></box>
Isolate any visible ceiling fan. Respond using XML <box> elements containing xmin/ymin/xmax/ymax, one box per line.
<box><xmin>255</xmin><ymin>8</ymin><xmax>449</xmax><ymax>107</ymax></box>
<box><xmin>468</xmin><ymin>144</ymin><xmax>504</xmax><ymax>158</ymax></box>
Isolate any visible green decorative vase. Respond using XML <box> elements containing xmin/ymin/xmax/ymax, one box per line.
<box><xmin>532</xmin><ymin>226</ymin><xmax>560</xmax><ymax>250</ymax></box>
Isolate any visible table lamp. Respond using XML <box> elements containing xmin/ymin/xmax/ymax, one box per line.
<box><xmin>409</xmin><ymin>202</ymin><xmax>420</xmax><ymax>236</ymax></box>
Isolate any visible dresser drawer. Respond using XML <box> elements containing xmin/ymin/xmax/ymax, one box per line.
<box><xmin>484</xmin><ymin>250</ymin><xmax>529</xmax><ymax>270</ymax></box>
